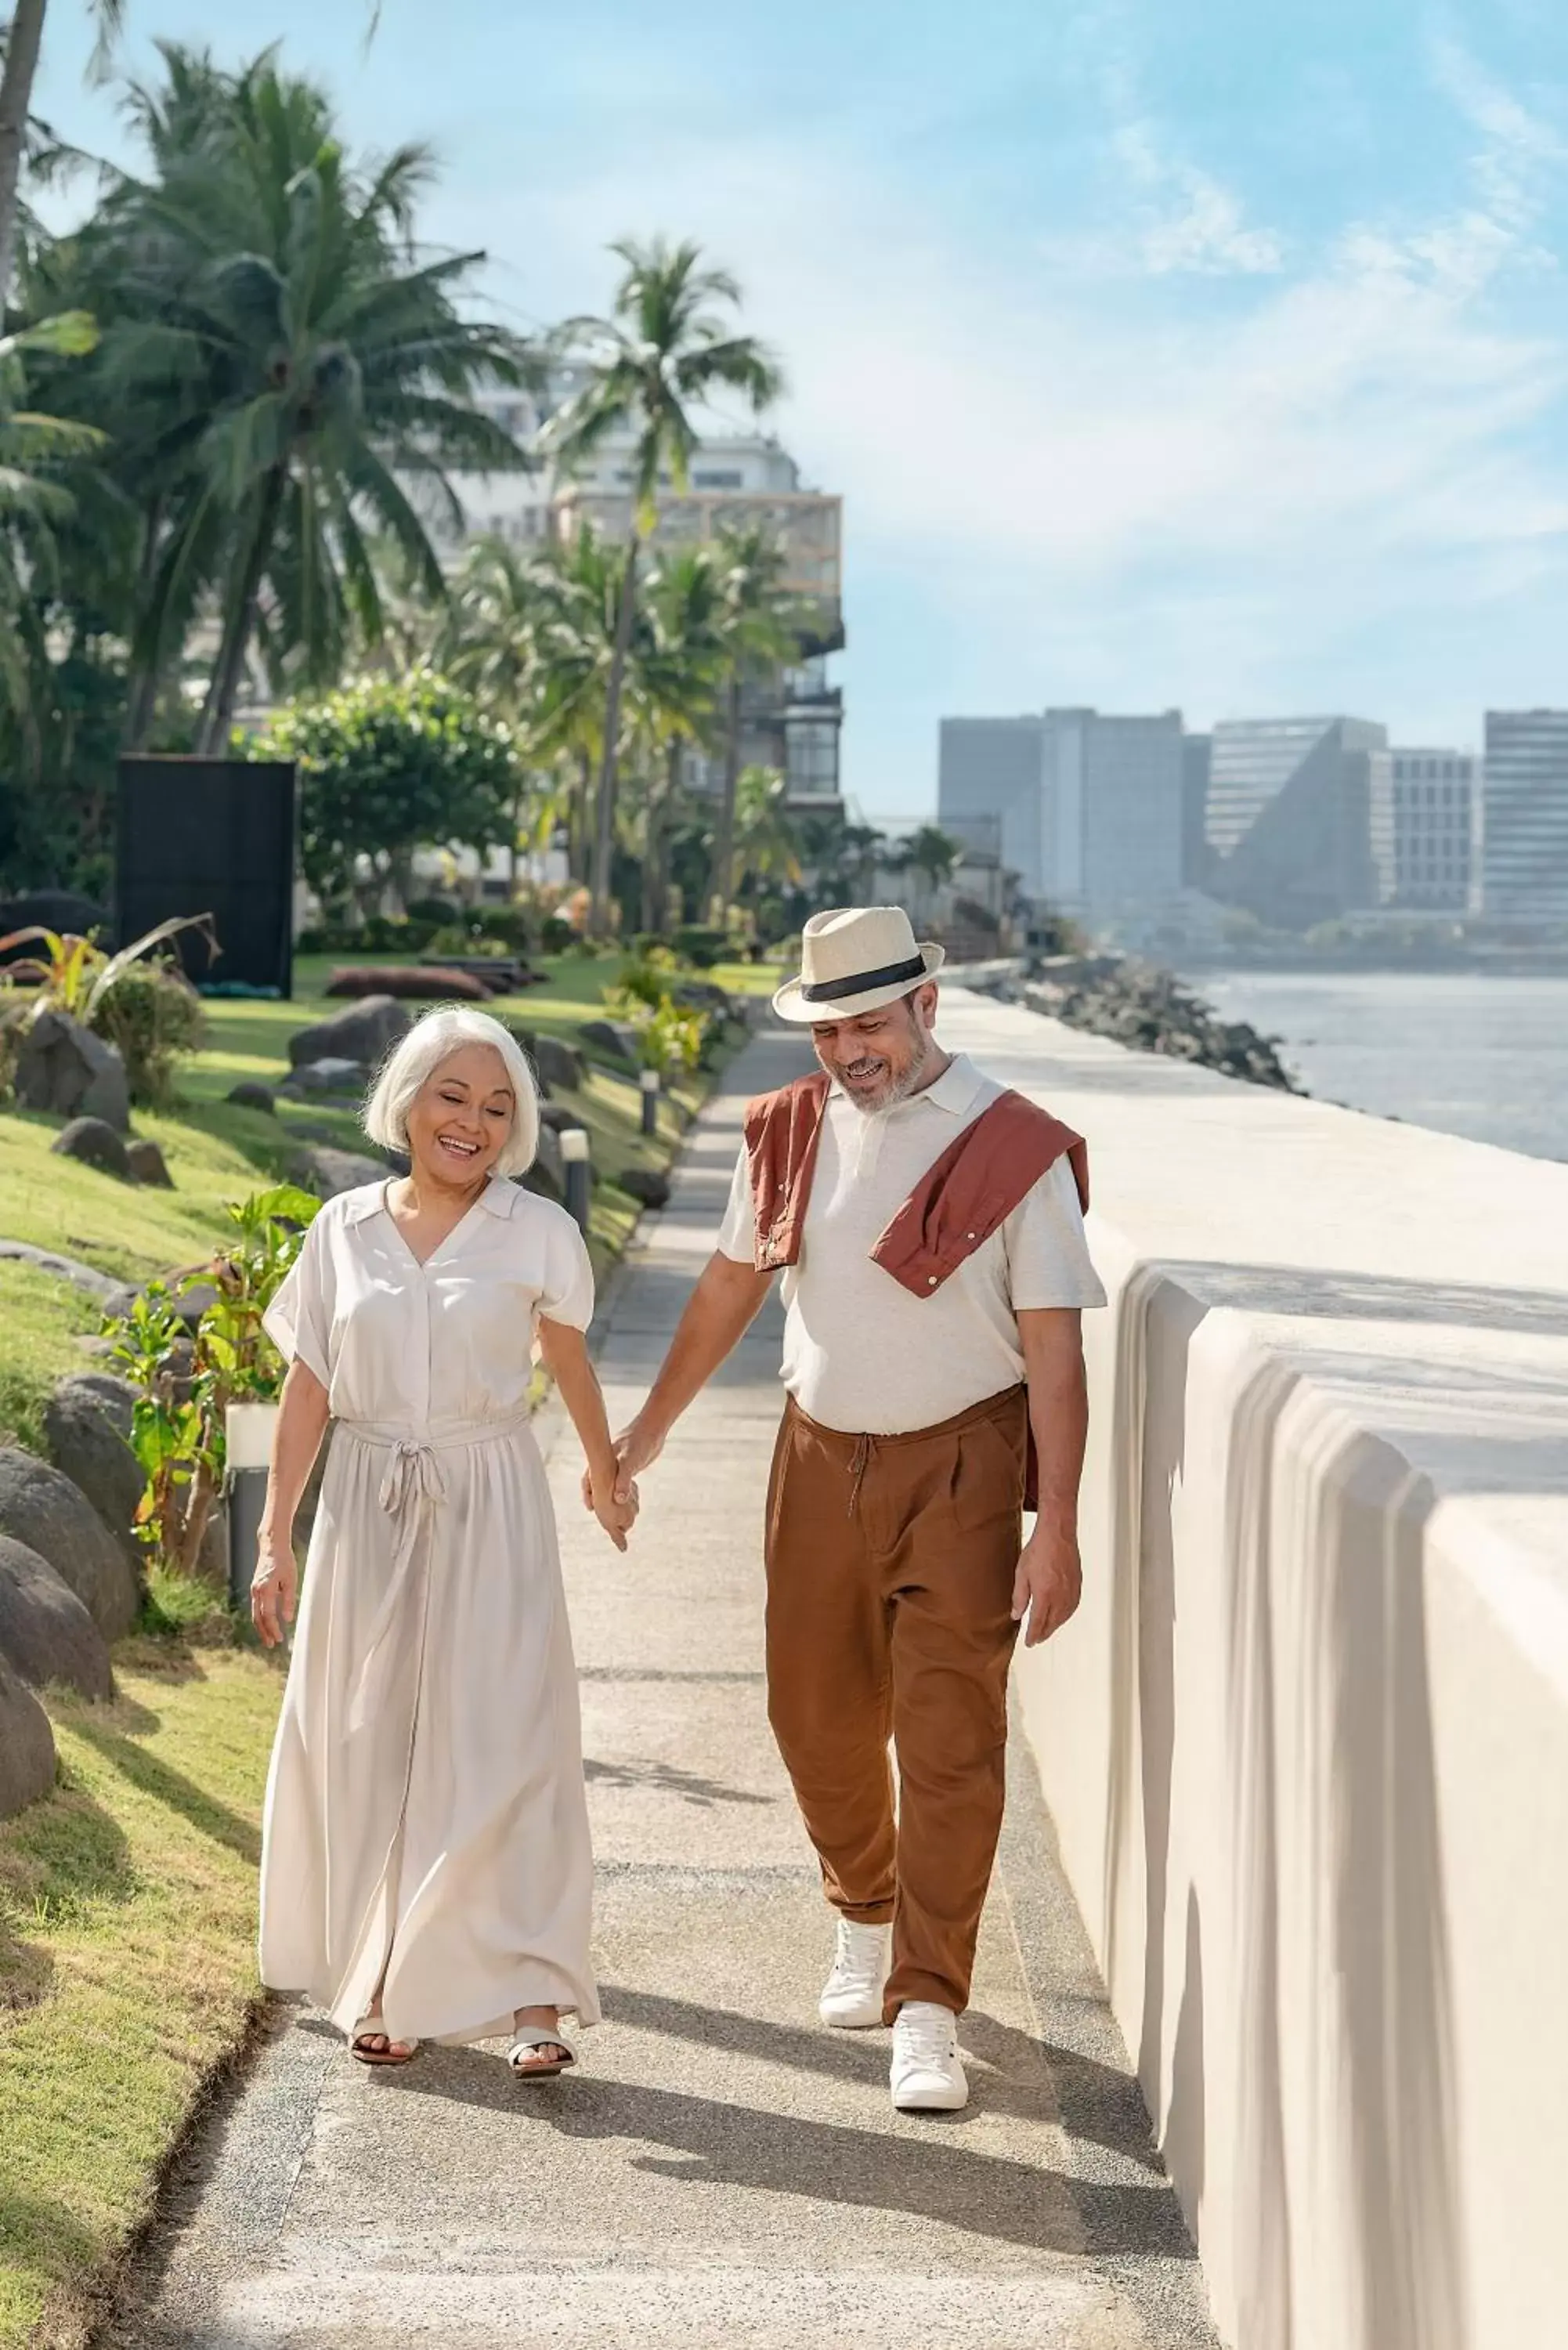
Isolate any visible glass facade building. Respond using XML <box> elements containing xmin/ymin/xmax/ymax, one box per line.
<box><xmin>1478</xmin><ymin>710</ymin><xmax>1568</xmax><ymax>924</ymax></box>
<box><xmin>1205</xmin><ymin>717</ymin><xmax>1386</xmax><ymax>929</ymax></box>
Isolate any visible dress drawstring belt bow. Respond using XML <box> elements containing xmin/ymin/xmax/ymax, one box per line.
<box><xmin>341</xmin><ymin>1420</ymin><xmax>521</xmax><ymax>1735</ymax></box>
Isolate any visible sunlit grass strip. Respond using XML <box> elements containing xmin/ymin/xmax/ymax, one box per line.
<box><xmin>0</xmin><ymin>1647</ymin><xmax>283</xmax><ymax>2348</ymax></box>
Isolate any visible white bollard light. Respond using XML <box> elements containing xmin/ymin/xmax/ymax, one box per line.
<box><xmin>639</xmin><ymin>1067</ymin><xmax>659</xmax><ymax>1137</ymax></box>
<box><xmin>559</xmin><ymin>1125</ymin><xmax>592</xmax><ymax>1232</ymax></box>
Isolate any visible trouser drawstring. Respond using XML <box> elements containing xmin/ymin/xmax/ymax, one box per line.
<box><xmin>847</xmin><ymin>1432</ymin><xmax>873</xmax><ymax>1518</ymax></box>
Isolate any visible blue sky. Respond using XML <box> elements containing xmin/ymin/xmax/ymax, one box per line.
<box><xmin>31</xmin><ymin>0</ymin><xmax>1568</xmax><ymax>822</ymax></box>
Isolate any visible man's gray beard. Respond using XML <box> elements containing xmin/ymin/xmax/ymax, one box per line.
<box><xmin>844</xmin><ymin>1025</ymin><xmax>936</xmax><ymax>1115</ymax></box>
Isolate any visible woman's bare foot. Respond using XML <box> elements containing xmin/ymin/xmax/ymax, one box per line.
<box><xmin>509</xmin><ymin>2003</ymin><xmax>572</xmax><ymax>2075</ymax></box>
<box><xmin>351</xmin><ymin>2001</ymin><xmax>417</xmax><ymax>2064</ymax></box>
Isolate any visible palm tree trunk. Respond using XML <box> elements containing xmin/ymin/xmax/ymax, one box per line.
<box><xmin>591</xmin><ymin>530</ymin><xmax>640</xmax><ymax>937</ymax></box>
<box><xmin>641</xmin><ymin>737</ymin><xmax>681</xmax><ymax>935</ymax></box>
<box><xmin>0</xmin><ymin>0</ymin><xmax>45</xmax><ymax>316</ymax></box>
<box><xmin>570</xmin><ymin>747</ymin><xmax>591</xmax><ymax>884</ymax></box>
<box><xmin>710</xmin><ymin>668</ymin><xmax>742</xmax><ymax>926</ymax></box>
<box><xmin>197</xmin><ymin>465</ymin><xmax>287</xmax><ymax>754</ymax></box>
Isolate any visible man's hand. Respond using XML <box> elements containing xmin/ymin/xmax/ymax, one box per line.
<box><xmin>1011</xmin><ymin>1520</ymin><xmax>1082</xmax><ymax>1647</ymax></box>
<box><xmin>581</xmin><ymin>1413</ymin><xmax>667</xmax><ymax>1515</ymax></box>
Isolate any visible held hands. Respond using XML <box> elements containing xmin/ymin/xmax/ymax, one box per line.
<box><xmin>1011</xmin><ymin>1520</ymin><xmax>1082</xmax><ymax>1648</ymax></box>
<box><xmin>583</xmin><ymin>1460</ymin><xmax>639</xmax><ymax>1553</ymax></box>
<box><xmin>251</xmin><ymin>1538</ymin><xmax>298</xmax><ymax>1648</ymax></box>
<box><xmin>580</xmin><ymin>1413</ymin><xmax>665</xmax><ymax>1547</ymax></box>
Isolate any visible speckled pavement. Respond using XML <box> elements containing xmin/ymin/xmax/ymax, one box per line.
<box><xmin>110</xmin><ymin>1023</ymin><xmax>1218</xmax><ymax>2350</ymax></box>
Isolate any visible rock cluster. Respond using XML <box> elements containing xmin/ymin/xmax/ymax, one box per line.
<box><xmin>992</xmin><ymin>954</ymin><xmax>1303</xmax><ymax>1094</ymax></box>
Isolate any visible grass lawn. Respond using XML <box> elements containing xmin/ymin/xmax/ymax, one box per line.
<box><xmin>0</xmin><ymin>1641</ymin><xmax>283</xmax><ymax>2348</ymax></box>
<box><xmin>0</xmin><ymin>945</ymin><xmax>777</xmax><ymax>2346</ymax></box>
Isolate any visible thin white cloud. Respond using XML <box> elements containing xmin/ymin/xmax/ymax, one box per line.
<box><xmin>1113</xmin><ymin>122</ymin><xmax>1286</xmax><ymax>277</ymax></box>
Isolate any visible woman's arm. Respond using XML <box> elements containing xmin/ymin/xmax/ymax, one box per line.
<box><xmin>251</xmin><ymin>1359</ymin><xmax>331</xmax><ymax>1647</ymax></box>
<box><xmin>536</xmin><ymin>1317</ymin><xmax>634</xmax><ymax>1552</ymax></box>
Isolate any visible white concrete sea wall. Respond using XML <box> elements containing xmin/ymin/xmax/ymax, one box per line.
<box><xmin>935</xmin><ymin>987</ymin><xmax>1568</xmax><ymax>2350</ymax></box>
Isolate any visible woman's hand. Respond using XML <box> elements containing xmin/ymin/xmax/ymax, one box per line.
<box><xmin>251</xmin><ymin>1538</ymin><xmax>298</xmax><ymax>1648</ymax></box>
<box><xmin>584</xmin><ymin>1466</ymin><xmax>638</xmax><ymax>1553</ymax></box>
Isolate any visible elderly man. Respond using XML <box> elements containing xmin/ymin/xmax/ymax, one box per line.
<box><xmin>612</xmin><ymin>907</ymin><xmax>1105</xmax><ymax>2111</ymax></box>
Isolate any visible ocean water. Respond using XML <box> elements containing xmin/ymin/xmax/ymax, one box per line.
<box><xmin>1182</xmin><ymin>971</ymin><xmax>1568</xmax><ymax>1164</ymax></box>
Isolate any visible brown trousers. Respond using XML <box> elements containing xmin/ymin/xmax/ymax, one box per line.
<box><xmin>764</xmin><ymin>1384</ymin><xmax>1028</xmax><ymax>2019</ymax></box>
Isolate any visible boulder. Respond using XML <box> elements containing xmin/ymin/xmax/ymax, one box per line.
<box><xmin>0</xmin><ymin>1242</ymin><xmax>134</xmax><ymax>1319</ymax></box>
<box><xmin>287</xmin><ymin>1144</ymin><xmax>387</xmax><ymax>1202</ymax></box>
<box><xmin>51</xmin><ymin>1115</ymin><xmax>132</xmax><ymax>1179</ymax></box>
<box><xmin>42</xmin><ymin>1375</ymin><xmax>144</xmax><ymax>1574</ymax></box>
<box><xmin>533</xmin><ymin>1035</ymin><xmax>587</xmax><ymax>1091</ymax></box>
<box><xmin>126</xmin><ymin>1137</ymin><xmax>174</xmax><ymax>1188</ymax></box>
<box><xmin>325</xmin><ymin>965</ymin><xmax>490</xmax><ymax>1003</ymax></box>
<box><xmin>0</xmin><ymin>1535</ymin><xmax>114</xmax><ymax>1701</ymax></box>
<box><xmin>538</xmin><ymin>1101</ymin><xmax>588</xmax><ymax>1137</ymax></box>
<box><xmin>279</xmin><ymin>1057</ymin><xmax>370</xmax><ymax>1099</ymax></box>
<box><xmin>0</xmin><ymin>1654</ymin><xmax>55</xmax><ymax>1820</ymax></box>
<box><xmin>287</xmin><ymin>995</ymin><xmax>410</xmax><ymax>1071</ymax></box>
<box><xmin>0</xmin><ymin>1447</ymin><xmax>141</xmax><ymax>1640</ymax></box>
<box><xmin>0</xmin><ymin>889</ymin><xmax>111</xmax><ymax>958</ymax></box>
<box><xmin>579</xmin><ymin>1018</ymin><xmax>640</xmax><ymax>1068</ymax></box>
<box><xmin>673</xmin><ymin>980</ymin><xmax>733</xmax><ymax>1018</ymax></box>
<box><xmin>16</xmin><ymin>1009</ymin><xmax>130</xmax><ymax>1130</ymax></box>
<box><xmin>621</xmin><ymin>1166</ymin><xmax>672</xmax><ymax>1211</ymax></box>
<box><xmin>533</xmin><ymin>1123</ymin><xmax>565</xmax><ymax>1199</ymax></box>
<box><xmin>226</xmin><ymin>1080</ymin><xmax>276</xmax><ymax>1114</ymax></box>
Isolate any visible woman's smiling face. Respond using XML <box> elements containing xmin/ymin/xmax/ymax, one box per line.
<box><xmin>405</xmin><ymin>1043</ymin><xmax>515</xmax><ymax>1189</ymax></box>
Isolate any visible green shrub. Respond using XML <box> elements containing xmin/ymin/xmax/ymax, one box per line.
<box><xmin>672</xmin><ymin>925</ymin><xmax>732</xmax><ymax>970</ymax></box>
<box><xmin>89</xmin><ymin>960</ymin><xmax>206</xmax><ymax>1108</ymax></box>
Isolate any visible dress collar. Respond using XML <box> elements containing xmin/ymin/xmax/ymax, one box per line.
<box><xmin>341</xmin><ymin>1174</ymin><xmax>516</xmax><ymax>1225</ymax></box>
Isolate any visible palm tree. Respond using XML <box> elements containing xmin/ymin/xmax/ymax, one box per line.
<box><xmin>706</xmin><ymin>522</ymin><xmax>800</xmax><ymax>924</ymax></box>
<box><xmin>729</xmin><ymin>764</ymin><xmax>801</xmax><ymax>906</ymax></box>
<box><xmin>0</xmin><ymin>1</ymin><xmax>123</xmax><ymax>312</ymax></box>
<box><xmin>92</xmin><ymin>46</ymin><xmax>530</xmax><ymax>750</ymax></box>
<box><xmin>0</xmin><ymin>309</ymin><xmax>103</xmax><ymax>736</ymax></box>
<box><xmin>544</xmin><ymin>237</ymin><xmax>782</xmax><ymax>935</ymax></box>
<box><xmin>637</xmin><ymin>544</ymin><xmax>724</xmax><ymax>930</ymax></box>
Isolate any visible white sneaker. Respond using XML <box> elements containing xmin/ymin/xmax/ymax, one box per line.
<box><xmin>890</xmin><ymin>2001</ymin><xmax>968</xmax><ymax>2111</ymax></box>
<box><xmin>818</xmin><ymin>1918</ymin><xmax>892</xmax><ymax>2029</ymax></box>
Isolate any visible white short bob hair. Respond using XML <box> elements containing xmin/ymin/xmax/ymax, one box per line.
<box><xmin>363</xmin><ymin>1007</ymin><xmax>540</xmax><ymax>1179</ymax></box>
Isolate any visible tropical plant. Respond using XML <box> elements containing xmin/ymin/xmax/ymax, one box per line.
<box><xmin>544</xmin><ymin>237</ymin><xmax>782</xmax><ymax>935</ymax></box>
<box><xmin>0</xmin><ymin>909</ymin><xmax>217</xmax><ymax>1015</ymax></box>
<box><xmin>78</xmin><ymin>45</ymin><xmax>532</xmax><ymax>748</ymax></box>
<box><xmin>251</xmin><ymin>668</ymin><xmax>522</xmax><ymax>918</ymax></box>
<box><xmin>89</xmin><ymin>956</ymin><xmax>205</xmax><ymax>1105</ymax></box>
<box><xmin>104</xmin><ymin>1182</ymin><xmax>320</xmax><ymax>1577</ymax></box>
<box><xmin>638</xmin><ymin>544</ymin><xmax>725</xmax><ymax>931</ymax></box>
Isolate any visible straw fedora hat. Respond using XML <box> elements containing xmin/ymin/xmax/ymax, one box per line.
<box><xmin>771</xmin><ymin>906</ymin><xmax>945</xmax><ymax>1025</ymax></box>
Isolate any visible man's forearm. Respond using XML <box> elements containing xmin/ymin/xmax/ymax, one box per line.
<box><xmin>1019</xmin><ymin>1308</ymin><xmax>1088</xmax><ymax>1525</ymax></box>
<box><xmin>636</xmin><ymin>1253</ymin><xmax>774</xmax><ymax>1441</ymax></box>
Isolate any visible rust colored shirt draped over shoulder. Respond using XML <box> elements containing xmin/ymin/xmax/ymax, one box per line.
<box><xmin>742</xmin><ymin>1071</ymin><xmax>1089</xmax><ymax>1292</ymax></box>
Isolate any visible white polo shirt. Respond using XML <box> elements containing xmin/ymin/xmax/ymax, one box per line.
<box><xmin>717</xmin><ymin>1053</ymin><xmax>1107</xmax><ymax>1434</ymax></box>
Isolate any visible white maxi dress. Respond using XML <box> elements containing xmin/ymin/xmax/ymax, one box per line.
<box><xmin>258</xmin><ymin>1176</ymin><xmax>600</xmax><ymax>2045</ymax></box>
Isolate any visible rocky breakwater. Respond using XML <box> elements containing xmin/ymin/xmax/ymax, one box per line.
<box><xmin>990</xmin><ymin>953</ymin><xmax>1302</xmax><ymax>1093</ymax></box>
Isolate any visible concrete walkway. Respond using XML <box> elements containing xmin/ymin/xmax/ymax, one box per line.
<box><xmin>116</xmin><ymin>1029</ymin><xmax>1217</xmax><ymax>2350</ymax></box>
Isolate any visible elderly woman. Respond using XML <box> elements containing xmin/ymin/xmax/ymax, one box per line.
<box><xmin>248</xmin><ymin>1006</ymin><xmax>633</xmax><ymax>2078</ymax></box>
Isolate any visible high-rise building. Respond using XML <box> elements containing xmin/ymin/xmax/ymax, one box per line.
<box><xmin>1181</xmin><ymin>734</ymin><xmax>1212</xmax><ymax>888</ymax></box>
<box><xmin>937</xmin><ymin>719</ymin><xmax>1045</xmax><ymax>890</ymax></box>
<box><xmin>1205</xmin><ymin>717</ymin><xmax>1385</xmax><ymax>928</ymax></box>
<box><xmin>937</xmin><ymin>707</ymin><xmax>1184</xmax><ymax>913</ymax></box>
<box><xmin>1477</xmin><ymin>710</ymin><xmax>1568</xmax><ymax>924</ymax></box>
<box><xmin>435</xmin><ymin>381</ymin><xmax>845</xmax><ymax>815</ymax></box>
<box><xmin>1369</xmin><ymin>748</ymin><xmax>1477</xmax><ymax>912</ymax></box>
